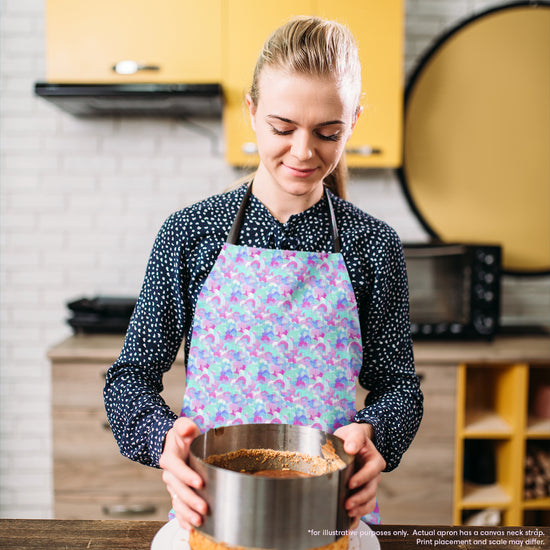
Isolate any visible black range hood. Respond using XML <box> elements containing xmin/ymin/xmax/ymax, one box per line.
<box><xmin>34</xmin><ymin>82</ymin><xmax>223</xmax><ymax>117</ymax></box>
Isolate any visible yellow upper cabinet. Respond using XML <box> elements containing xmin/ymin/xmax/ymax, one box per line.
<box><xmin>223</xmin><ymin>0</ymin><xmax>404</xmax><ymax>167</ymax></box>
<box><xmin>317</xmin><ymin>1</ymin><xmax>404</xmax><ymax>168</ymax></box>
<box><xmin>221</xmin><ymin>0</ymin><xmax>315</xmax><ymax>169</ymax></box>
<box><xmin>44</xmin><ymin>1</ymin><xmax>403</xmax><ymax>167</ymax></box>
<box><xmin>45</xmin><ymin>0</ymin><xmax>222</xmax><ymax>83</ymax></box>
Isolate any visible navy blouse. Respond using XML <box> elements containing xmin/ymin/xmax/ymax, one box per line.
<box><xmin>104</xmin><ymin>184</ymin><xmax>423</xmax><ymax>471</ymax></box>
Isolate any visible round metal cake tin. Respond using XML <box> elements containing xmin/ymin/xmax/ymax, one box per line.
<box><xmin>189</xmin><ymin>423</ymin><xmax>354</xmax><ymax>550</ymax></box>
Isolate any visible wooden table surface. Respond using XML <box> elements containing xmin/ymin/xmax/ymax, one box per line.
<box><xmin>1</xmin><ymin>520</ymin><xmax>549</xmax><ymax>550</ymax></box>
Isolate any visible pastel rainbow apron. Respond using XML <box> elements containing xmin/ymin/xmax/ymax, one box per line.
<box><xmin>178</xmin><ymin>184</ymin><xmax>380</xmax><ymax>523</ymax></box>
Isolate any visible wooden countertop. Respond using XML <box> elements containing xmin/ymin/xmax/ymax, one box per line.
<box><xmin>0</xmin><ymin>520</ymin><xmax>548</xmax><ymax>549</ymax></box>
<box><xmin>47</xmin><ymin>333</ymin><xmax>550</xmax><ymax>365</ymax></box>
<box><xmin>47</xmin><ymin>334</ymin><xmax>186</xmax><ymax>364</ymax></box>
<box><xmin>411</xmin><ymin>334</ymin><xmax>550</xmax><ymax>365</ymax></box>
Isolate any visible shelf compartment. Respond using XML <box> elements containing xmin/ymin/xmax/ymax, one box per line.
<box><xmin>459</xmin><ymin>438</ymin><xmax>516</xmax><ymax>514</ymax></box>
<box><xmin>464</xmin><ymin>364</ymin><xmax>525</xmax><ymax>435</ymax></box>
<box><xmin>523</xmin><ymin>440</ymin><xmax>550</xmax><ymax>503</ymax></box>
<box><xmin>461</xmin><ymin>508</ymin><xmax>504</xmax><ymax>526</ymax></box>
<box><xmin>526</xmin><ymin>416</ymin><xmax>550</xmax><ymax>437</ymax></box>
<box><xmin>523</xmin><ymin>509</ymin><xmax>550</xmax><ymax>526</ymax></box>
<box><xmin>527</xmin><ymin>364</ymin><xmax>550</xmax><ymax>437</ymax></box>
<box><xmin>461</xmin><ymin>482</ymin><xmax>512</xmax><ymax>508</ymax></box>
<box><xmin>463</xmin><ymin>411</ymin><xmax>513</xmax><ymax>437</ymax></box>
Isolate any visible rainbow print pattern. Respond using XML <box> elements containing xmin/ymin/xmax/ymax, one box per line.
<box><xmin>180</xmin><ymin>243</ymin><xmax>363</xmax><ymax>434</ymax></box>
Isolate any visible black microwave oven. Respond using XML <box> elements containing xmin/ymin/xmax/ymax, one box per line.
<box><xmin>403</xmin><ymin>243</ymin><xmax>502</xmax><ymax>340</ymax></box>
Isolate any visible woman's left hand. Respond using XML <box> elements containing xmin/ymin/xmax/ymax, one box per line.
<box><xmin>333</xmin><ymin>422</ymin><xmax>386</xmax><ymax>527</ymax></box>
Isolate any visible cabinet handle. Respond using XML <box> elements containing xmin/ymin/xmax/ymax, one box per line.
<box><xmin>112</xmin><ymin>60</ymin><xmax>161</xmax><ymax>75</ymax></box>
<box><xmin>102</xmin><ymin>503</ymin><xmax>157</xmax><ymax>516</ymax></box>
<box><xmin>345</xmin><ymin>145</ymin><xmax>382</xmax><ymax>156</ymax></box>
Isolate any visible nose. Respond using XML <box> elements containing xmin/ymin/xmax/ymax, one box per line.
<box><xmin>290</xmin><ymin>131</ymin><xmax>313</xmax><ymax>161</ymax></box>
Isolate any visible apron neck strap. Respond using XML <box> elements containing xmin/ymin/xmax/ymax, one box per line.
<box><xmin>226</xmin><ymin>184</ymin><xmax>341</xmax><ymax>253</ymax></box>
<box><xmin>226</xmin><ymin>184</ymin><xmax>253</xmax><ymax>246</ymax></box>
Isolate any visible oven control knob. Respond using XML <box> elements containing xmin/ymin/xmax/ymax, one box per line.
<box><xmin>473</xmin><ymin>313</ymin><xmax>495</xmax><ymax>335</ymax></box>
<box><xmin>475</xmin><ymin>285</ymin><xmax>486</xmax><ymax>299</ymax></box>
<box><xmin>484</xmin><ymin>254</ymin><xmax>496</xmax><ymax>265</ymax></box>
<box><xmin>450</xmin><ymin>323</ymin><xmax>463</xmax><ymax>334</ymax></box>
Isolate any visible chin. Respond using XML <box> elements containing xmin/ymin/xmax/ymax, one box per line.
<box><xmin>276</xmin><ymin>175</ymin><xmax>325</xmax><ymax>197</ymax></box>
<box><xmin>285</xmin><ymin>184</ymin><xmax>323</xmax><ymax>200</ymax></box>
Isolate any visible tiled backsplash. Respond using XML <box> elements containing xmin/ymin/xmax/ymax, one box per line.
<box><xmin>1</xmin><ymin>0</ymin><xmax>547</xmax><ymax>518</ymax></box>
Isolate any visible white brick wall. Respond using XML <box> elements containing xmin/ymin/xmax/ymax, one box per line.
<box><xmin>1</xmin><ymin>0</ymin><xmax>548</xmax><ymax>518</ymax></box>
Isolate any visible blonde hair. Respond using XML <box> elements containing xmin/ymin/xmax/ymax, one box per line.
<box><xmin>249</xmin><ymin>16</ymin><xmax>361</xmax><ymax>199</ymax></box>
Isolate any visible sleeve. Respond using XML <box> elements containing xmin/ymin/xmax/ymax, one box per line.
<box><xmin>103</xmin><ymin>214</ymin><xmax>188</xmax><ymax>468</ymax></box>
<box><xmin>353</xmin><ymin>228</ymin><xmax>424</xmax><ymax>472</ymax></box>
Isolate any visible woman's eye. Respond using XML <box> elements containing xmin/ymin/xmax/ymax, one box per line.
<box><xmin>317</xmin><ymin>131</ymin><xmax>342</xmax><ymax>142</ymax></box>
<box><xmin>269</xmin><ymin>125</ymin><xmax>293</xmax><ymax>136</ymax></box>
<box><xmin>268</xmin><ymin>123</ymin><xmax>341</xmax><ymax>141</ymax></box>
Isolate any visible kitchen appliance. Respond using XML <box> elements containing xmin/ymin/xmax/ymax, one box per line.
<box><xmin>403</xmin><ymin>243</ymin><xmax>501</xmax><ymax>339</ymax></box>
<box><xmin>66</xmin><ymin>296</ymin><xmax>136</xmax><ymax>333</ymax></box>
<box><xmin>189</xmin><ymin>423</ymin><xmax>354</xmax><ymax>550</ymax></box>
<box><xmin>34</xmin><ymin>82</ymin><xmax>223</xmax><ymax>117</ymax></box>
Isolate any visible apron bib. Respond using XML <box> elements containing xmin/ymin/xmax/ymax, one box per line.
<box><xmin>177</xmin><ymin>185</ymin><xmax>381</xmax><ymax>523</ymax></box>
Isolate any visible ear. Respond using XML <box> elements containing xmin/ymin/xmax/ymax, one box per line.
<box><xmin>245</xmin><ymin>93</ymin><xmax>257</xmax><ymax>132</ymax></box>
<box><xmin>345</xmin><ymin>105</ymin><xmax>362</xmax><ymax>143</ymax></box>
<box><xmin>351</xmin><ymin>105</ymin><xmax>363</xmax><ymax>132</ymax></box>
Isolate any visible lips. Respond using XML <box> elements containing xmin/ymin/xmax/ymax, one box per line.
<box><xmin>282</xmin><ymin>163</ymin><xmax>318</xmax><ymax>178</ymax></box>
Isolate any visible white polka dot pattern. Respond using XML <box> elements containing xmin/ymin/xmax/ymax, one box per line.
<box><xmin>103</xmin><ymin>184</ymin><xmax>423</xmax><ymax>471</ymax></box>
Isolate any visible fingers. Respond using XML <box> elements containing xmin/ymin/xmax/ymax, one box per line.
<box><xmin>159</xmin><ymin>418</ymin><xmax>206</xmax><ymax>530</ymax></box>
<box><xmin>334</xmin><ymin>422</ymin><xmax>372</xmax><ymax>455</ymax></box>
<box><xmin>160</xmin><ymin>448</ymin><xmax>204</xmax><ymax>491</ymax></box>
<box><xmin>345</xmin><ymin>472</ymin><xmax>380</xmax><ymax>519</ymax></box>
<box><xmin>335</xmin><ymin>422</ymin><xmax>386</xmax><ymax>522</ymax></box>
<box><xmin>163</xmin><ymin>469</ymin><xmax>208</xmax><ymax>529</ymax></box>
<box><xmin>348</xmin><ymin>496</ymin><xmax>377</xmax><ymax>523</ymax></box>
<box><xmin>348</xmin><ymin>446</ymin><xmax>386</xmax><ymax>491</ymax></box>
<box><xmin>172</xmin><ymin>417</ymin><xmax>202</xmax><ymax>441</ymax></box>
<box><xmin>159</xmin><ymin>418</ymin><xmax>203</xmax><ymax>489</ymax></box>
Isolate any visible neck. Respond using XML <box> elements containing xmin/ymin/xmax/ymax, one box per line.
<box><xmin>251</xmin><ymin>165</ymin><xmax>324</xmax><ymax>223</ymax></box>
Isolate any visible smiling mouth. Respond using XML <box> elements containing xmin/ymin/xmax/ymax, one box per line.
<box><xmin>282</xmin><ymin>164</ymin><xmax>318</xmax><ymax>177</ymax></box>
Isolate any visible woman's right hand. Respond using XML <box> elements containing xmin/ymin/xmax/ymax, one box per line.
<box><xmin>159</xmin><ymin>417</ymin><xmax>207</xmax><ymax>530</ymax></box>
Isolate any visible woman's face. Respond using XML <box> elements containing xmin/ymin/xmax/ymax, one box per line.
<box><xmin>247</xmin><ymin>67</ymin><xmax>359</xmax><ymax>204</ymax></box>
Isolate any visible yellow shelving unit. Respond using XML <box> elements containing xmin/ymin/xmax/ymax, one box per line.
<box><xmin>454</xmin><ymin>362</ymin><xmax>550</xmax><ymax>526</ymax></box>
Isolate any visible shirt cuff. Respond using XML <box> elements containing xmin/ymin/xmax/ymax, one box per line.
<box><xmin>353</xmin><ymin>409</ymin><xmax>386</xmax><ymax>457</ymax></box>
<box><xmin>149</xmin><ymin>413</ymin><xmax>177</xmax><ymax>468</ymax></box>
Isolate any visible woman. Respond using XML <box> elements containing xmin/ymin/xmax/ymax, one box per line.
<box><xmin>104</xmin><ymin>15</ymin><xmax>423</xmax><ymax>531</ymax></box>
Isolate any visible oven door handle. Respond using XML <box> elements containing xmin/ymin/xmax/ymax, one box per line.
<box><xmin>404</xmin><ymin>245</ymin><xmax>466</xmax><ymax>258</ymax></box>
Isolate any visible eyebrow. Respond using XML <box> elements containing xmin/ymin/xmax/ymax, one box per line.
<box><xmin>266</xmin><ymin>115</ymin><xmax>345</xmax><ymax>127</ymax></box>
